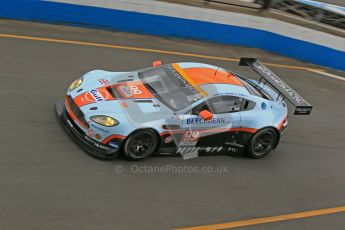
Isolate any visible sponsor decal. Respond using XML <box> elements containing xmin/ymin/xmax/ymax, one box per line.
<box><xmin>87</xmin><ymin>128</ymin><xmax>95</xmax><ymax>137</ymax></box>
<box><xmin>94</xmin><ymin>142</ymin><xmax>108</xmax><ymax>150</ymax></box>
<box><xmin>227</xmin><ymin>147</ymin><xmax>239</xmax><ymax>153</ymax></box>
<box><xmin>90</xmin><ymin>89</ymin><xmax>104</xmax><ymax>102</ymax></box>
<box><xmin>205</xmin><ymin>146</ymin><xmax>223</xmax><ymax>153</ymax></box>
<box><xmin>214</xmin><ymin>92</ymin><xmax>247</xmax><ymax>98</ymax></box>
<box><xmin>168</xmin><ymin>65</ymin><xmax>203</xmax><ymax>100</ymax></box>
<box><xmin>91</xmin><ymin>124</ymin><xmax>109</xmax><ymax>133</ymax></box>
<box><xmin>84</xmin><ymin>92</ymin><xmax>96</xmax><ymax>102</ymax></box>
<box><xmin>254</xmin><ymin>62</ymin><xmax>304</xmax><ymax>104</ymax></box>
<box><xmin>185</xmin><ymin>117</ymin><xmax>225</xmax><ymax>125</ymax></box>
<box><xmin>176</xmin><ymin>147</ymin><xmax>199</xmax><ymax>160</ymax></box>
<box><xmin>295</xmin><ymin>106</ymin><xmax>312</xmax><ymax>114</ymax></box>
<box><xmin>85</xmin><ymin>136</ymin><xmax>109</xmax><ymax>150</ymax></box>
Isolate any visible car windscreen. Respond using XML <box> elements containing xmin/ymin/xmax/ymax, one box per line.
<box><xmin>138</xmin><ymin>65</ymin><xmax>204</xmax><ymax>111</ymax></box>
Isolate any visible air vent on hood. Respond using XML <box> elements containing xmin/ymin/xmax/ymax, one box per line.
<box><xmin>133</xmin><ymin>100</ymin><xmax>153</xmax><ymax>103</ymax></box>
<box><xmin>117</xmin><ymin>79</ymin><xmax>134</xmax><ymax>83</ymax></box>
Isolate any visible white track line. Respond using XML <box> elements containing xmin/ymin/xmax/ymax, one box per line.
<box><xmin>308</xmin><ymin>69</ymin><xmax>345</xmax><ymax>82</ymax></box>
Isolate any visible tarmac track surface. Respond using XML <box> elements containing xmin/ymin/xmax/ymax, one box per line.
<box><xmin>0</xmin><ymin>20</ymin><xmax>345</xmax><ymax>230</ymax></box>
<box><xmin>318</xmin><ymin>0</ymin><xmax>345</xmax><ymax>7</ymax></box>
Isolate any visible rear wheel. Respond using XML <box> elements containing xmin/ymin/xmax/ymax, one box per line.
<box><xmin>245</xmin><ymin>128</ymin><xmax>278</xmax><ymax>159</ymax></box>
<box><xmin>123</xmin><ymin>129</ymin><xmax>158</xmax><ymax>161</ymax></box>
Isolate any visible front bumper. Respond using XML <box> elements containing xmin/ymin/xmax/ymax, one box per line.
<box><xmin>55</xmin><ymin>99</ymin><xmax>120</xmax><ymax>159</ymax></box>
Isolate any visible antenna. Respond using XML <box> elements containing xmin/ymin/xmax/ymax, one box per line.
<box><xmin>213</xmin><ymin>67</ymin><xmax>219</xmax><ymax>81</ymax></box>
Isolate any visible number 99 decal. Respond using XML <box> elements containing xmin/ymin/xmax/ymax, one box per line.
<box><xmin>128</xmin><ymin>85</ymin><xmax>142</xmax><ymax>95</ymax></box>
<box><xmin>180</xmin><ymin>130</ymin><xmax>200</xmax><ymax>146</ymax></box>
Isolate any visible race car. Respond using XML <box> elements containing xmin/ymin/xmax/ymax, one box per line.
<box><xmin>55</xmin><ymin>58</ymin><xmax>312</xmax><ymax>160</ymax></box>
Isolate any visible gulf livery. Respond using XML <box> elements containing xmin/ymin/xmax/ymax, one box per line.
<box><xmin>55</xmin><ymin>58</ymin><xmax>312</xmax><ymax>160</ymax></box>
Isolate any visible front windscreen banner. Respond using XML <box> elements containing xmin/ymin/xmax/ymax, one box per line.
<box><xmin>239</xmin><ymin>58</ymin><xmax>313</xmax><ymax>115</ymax></box>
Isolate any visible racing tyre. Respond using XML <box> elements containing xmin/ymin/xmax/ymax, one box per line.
<box><xmin>123</xmin><ymin>129</ymin><xmax>158</xmax><ymax>161</ymax></box>
<box><xmin>245</xmin><ymin>128</ymin><xmax>278</xmax><ymax>159</ymax></box>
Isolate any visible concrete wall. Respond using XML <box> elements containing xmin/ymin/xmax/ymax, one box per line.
<box><xmin>1</xmin><ymin>0</ymin><xmax>344</xmax><ymax>71</ymax></box>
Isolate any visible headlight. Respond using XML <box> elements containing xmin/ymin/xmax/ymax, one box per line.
<box><xmin>69</xmin><ymin>78</ymin><xmax>83</xmax><ymax>91</ymax></box>
<box><xmin>90</xmin><ymin>115</ymin><xmax>119</xmax><ymax>127</ymax></box>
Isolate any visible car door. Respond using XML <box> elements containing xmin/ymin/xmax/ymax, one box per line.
<box><xmin>179</xmin><ymin>95</ymin><xmax>243</xmax><ymax>152</ymax></box>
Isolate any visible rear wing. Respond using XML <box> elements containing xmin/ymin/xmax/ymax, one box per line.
<box><xmin>239</xmin><ymin>58</ymin><xmax>313</xmax><ymax>115</ymax></box>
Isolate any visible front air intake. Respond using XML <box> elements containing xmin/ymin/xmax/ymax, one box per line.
<box><xmin>67</xmin><ymin>96</ymin><xmax>89</xmax><ymax>128</ymax></box>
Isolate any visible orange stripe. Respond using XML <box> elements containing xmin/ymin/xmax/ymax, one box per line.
<box><xmin>230</xmin><ymin>127</ymin><xmax>257</xmax><ymax>133</ymax></box>
<box><xmin>172</xmin><ymin>63</ymin><xmax>208</xmax><ymax>97</ymax></box>
<box><xmin>101</xmin><ymin>134</ymin><xmax>126</xmax><ymax>144</ymax></box>
<box><xmin>74</xmin><ymin>92</ymin><xmax>96</xmax><ymax>107</ymax></box>
<box><xmin>183</xmin><ymin>67</ymin><xmax>243</xmax><ymax>86</ymax></box>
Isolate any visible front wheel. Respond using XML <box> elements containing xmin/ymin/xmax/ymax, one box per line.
<box><xmin>245</xmin><ymin>128</ymin><xmax>278</xmax><ymax>159</ymax></box>
<box><xmin>123</xmin><ymin>129</ymin><xmax>158</xmax><ymax>161</ymax></box>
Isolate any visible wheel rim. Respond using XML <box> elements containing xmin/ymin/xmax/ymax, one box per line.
<box><xmin>127</xmin><ymin>132</ymin><xmax>156</xmax><ymax>158</ymax></box>
<box><xmin>252</xmin><ymin>131</ymin><xmax>274</xmax><ymax>156</ymax></box>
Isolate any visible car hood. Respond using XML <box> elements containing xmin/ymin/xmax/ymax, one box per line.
<box><xmin>69</xmin><ymin>70</ymin><xmax>175</xmax><ymax>124</ymax></box>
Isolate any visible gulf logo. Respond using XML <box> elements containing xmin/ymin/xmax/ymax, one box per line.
<box><xmin>90</xmin><ymin>89</ymin><xmax>104</xmax><ymax>102</ymax></box>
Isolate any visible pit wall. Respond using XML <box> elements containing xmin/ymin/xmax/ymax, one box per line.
<box><xmin>1</xmin><ymin>0</ymin><xmax>344</xmax><ymax>71</ymax></box>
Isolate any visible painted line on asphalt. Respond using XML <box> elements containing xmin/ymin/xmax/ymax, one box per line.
<box><xmin>175</xmin><ymin>205</ymin><xmax>345</xmax><ymax>230</ymax></box>
<box><xmin>308</xmin><ymin>69</ymin><xmax>345</xmax><ymax>82</ymax></box>
<box><xmin>0</xmin><ymin>33</ymin><xmax>325</xmax><ymax>72</ymax></box>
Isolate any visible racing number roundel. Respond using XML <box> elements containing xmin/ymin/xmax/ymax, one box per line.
<box><xmin>128</xmin><ymin>85</ymin><xmax>142</xmax><ymax>95</ymax></box>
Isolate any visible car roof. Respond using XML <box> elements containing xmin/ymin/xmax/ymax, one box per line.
<box><xmin>174</xmin><ymin>62</ymin><xmax>250</xmax><ymax>97</ymax></box>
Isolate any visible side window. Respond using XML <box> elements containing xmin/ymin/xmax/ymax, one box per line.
<box><xmin>210</xmin><ymin>96</ymin><xmax>243</xmax><ymax>113</ymax></box>
<box><xmin>242</xmin><ymin>99</ymin><xmax>256</xmax><ymax>111</ymax></box>
<box><xmin>191</xmin><ymin>101</ymin><xmax>211</xmax><ymax>115</ymax></box>
<box><xmin>192</xmin><ymin>96</ymin><xmax>243</xmax><ymax>114</ymax></box>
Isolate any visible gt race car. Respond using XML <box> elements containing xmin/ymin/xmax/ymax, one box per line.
<box><xmin>55</xmin><ymin>58</ymin><xmax>312</xmax><ymax>160</ymax></box>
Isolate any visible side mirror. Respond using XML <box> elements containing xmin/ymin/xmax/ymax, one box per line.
<box><xmin>152</xmin><ymin>60</ymin><xmax>162</xmax><ymax>67</ymax></box>
<box><xmin>199</xmin><ymin>110</ymin><xmax>213</xmax><ymax>121</ymax></box>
